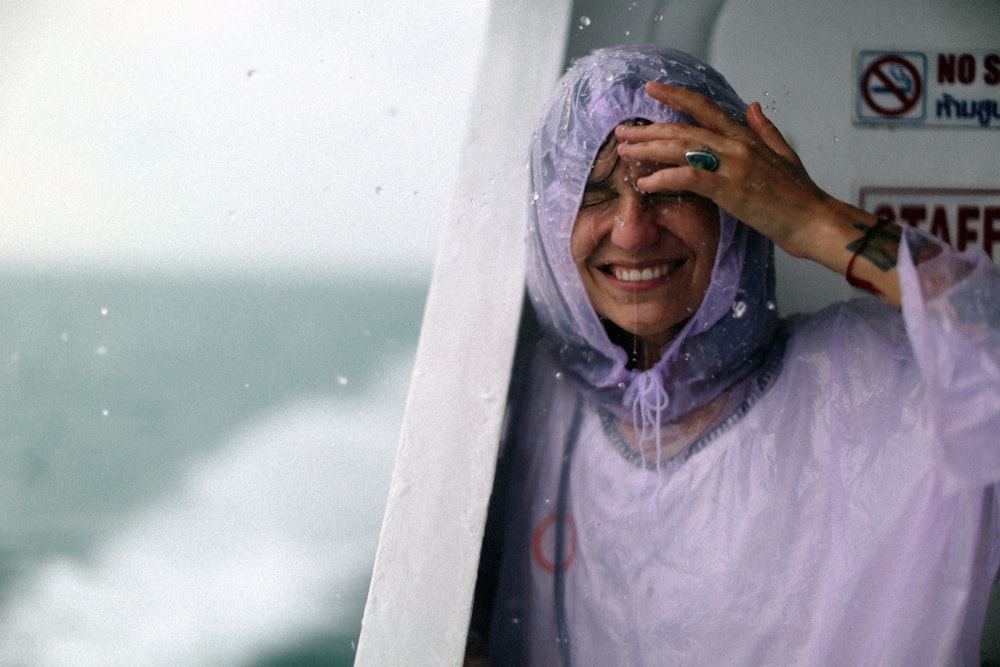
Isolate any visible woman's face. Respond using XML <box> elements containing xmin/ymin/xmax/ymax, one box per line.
<box><xmin>570</xmin><ymin>132</ymin><xmax>720</xmax><ymax>360</ymax></box>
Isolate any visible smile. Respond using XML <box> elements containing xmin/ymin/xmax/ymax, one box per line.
<box><xmin>608</xmin><ymin>260</ymin><xmax>684</xmax><ymax>282</ymax></box>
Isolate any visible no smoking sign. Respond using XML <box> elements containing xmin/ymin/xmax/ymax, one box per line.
<box><xmin>857</xmin><ymin>51</ymin><xmax>927</xmax><ymax>122</ymax></box>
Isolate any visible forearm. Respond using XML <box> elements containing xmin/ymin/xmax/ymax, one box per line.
<box><xmin>787</xmin><ymin>197</ymin><xmax>902</xmax><ymax>309</ymax></box>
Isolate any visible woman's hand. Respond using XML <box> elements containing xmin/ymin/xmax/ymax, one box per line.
<box><xmin>614</xmin><ymin>82</ymin><xmax>901</xmax><ymax>307</ymax></box>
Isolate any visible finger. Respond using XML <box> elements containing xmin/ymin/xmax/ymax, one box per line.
<box><xmin>633</xmin><ymin>165</ymin><xmax>715</xmax><ymax>197</ymax></box>
<box><xmin>644</xmin><ymin>81</ymin><xmax>742</xmax><ymax>135</ymax></box>
<box><xmin>746</xmin><ymin>102</ymin><xmax>802</xmax><ymax>166</ymax></box>
<box><xmin>615</xmin><ymin>124</ymin><xmax>725</xmax><ymax>157</ymax></box>
<box><xmin>616</xmin><ymin>137</ymin><xmax>709</xmax><ymax>170</ymax></box>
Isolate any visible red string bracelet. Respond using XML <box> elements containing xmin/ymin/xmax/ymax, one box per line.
<box><xmin>845</xmin><ymin>217</ymin><xmax>891</xmax><ymax>297</ymax></box>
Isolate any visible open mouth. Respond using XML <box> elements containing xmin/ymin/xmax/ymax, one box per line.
<box><xmin>604</xmin><ymin>260</ymin><xmax>686</xmax><ymax>283</ymax></box>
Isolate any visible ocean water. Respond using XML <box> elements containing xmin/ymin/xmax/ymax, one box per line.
<box><xmin>0</xmin><ymin>270</ymin><xmax>428</xmax><ymax>666</ymax></box>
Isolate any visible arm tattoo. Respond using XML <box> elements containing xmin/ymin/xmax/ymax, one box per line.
<box><xmin>847</xmin><ymin>220</ymin><xmax>901</xmax><ymax>272</ymax></box>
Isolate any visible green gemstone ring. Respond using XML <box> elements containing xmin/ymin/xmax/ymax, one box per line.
<box><xmin>683</xmin><ymin>148</ymin><xmax>720</xmax><ymax>172</ymax></box>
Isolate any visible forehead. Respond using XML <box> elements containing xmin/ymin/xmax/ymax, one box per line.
<box><xmin>587</xmin><ymin>119</ymin><xmax>668</xmax><ymax>185</ymax></box>
<box><xmin>587</xmin><ymin>135</ymin><xmax>621</xmax><ymax>184</ymax></box>
<box><xmin>587</xmin><ymin>142</ymin><xmax>675</xmax><ymax>188</ymax></box>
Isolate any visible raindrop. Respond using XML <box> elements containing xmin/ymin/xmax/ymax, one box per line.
<box><xmin>578</xmin><ymin>15</ymin><xmax>591</xmax><ymax>29</ymax></box>
<box><xmin>101</xmin><ymin>408</ymin><xmax>110</xmax><ymax>417</ymax></box>
<box><xmin>336</xmin><ymin>375</ymin><xmax>349</xmax><ymax>386</ymax></box>
<box><xmin>554</xmin><ymin>371</ymin><xmax>563</xmax><ymax>379</ymax></box>
<box><xmin>95</xmin><ymin>346</ymin><xmax>108</xmax><ymax>357</ymax></box>
<box><xmin>654</xmin><ymin>13</ymin><xmax>664</xmax><ymax>21</ymax></box>
<box><xmin>766</xmin><ymin>300</ymin><xmax>777</xmax><ymax>311</ymax></box>
<box><xmin>624</xmin><ymin>30</ymin><xmax>631</xmax><ymax>37</ymax></box>
<box><xmin>99</xmin><ymin>306</ymin><xmax>108</xmax><ymax>317</ymax></box>
<box><xmin>731</xmin><ymin>301</ymin><xmax>748</xmax><ymax>318</ymax></box>
<box><xmin>59</xmin><ymin>332</ymin><xmax>69</xmax><ymax>343</ymax></box>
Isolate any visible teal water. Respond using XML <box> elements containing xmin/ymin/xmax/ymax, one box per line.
<box><xmin>0</xmin><ymin>270</ymin><xmax>427</xmax><ymax>665</ymax></box>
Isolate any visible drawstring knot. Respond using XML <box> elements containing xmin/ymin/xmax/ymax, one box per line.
<box><xmin>626</xmin><ymin>371</ymin><xmax>670</xmax><ymax>469</ymax></box>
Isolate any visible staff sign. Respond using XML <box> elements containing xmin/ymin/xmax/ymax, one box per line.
<box><xmin>856</xmin><ymin>49</ymin><xmax>1000</xmax><ymax>127</ymax></box>
<box><xmin>860</xmin><ymin>187</ymin><xmax>1000</xmax><ymax>261</ymax></box>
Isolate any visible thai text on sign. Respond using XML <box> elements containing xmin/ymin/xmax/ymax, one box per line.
<box><xmin>856</xmin><ymin>50</ymin><xmax>1000</xmax><ymax>127</ymax></box>
<box><xmin>860</xmin><ymin>188</ymin><xmax>1000</xmax><ymax>260</ymax></box>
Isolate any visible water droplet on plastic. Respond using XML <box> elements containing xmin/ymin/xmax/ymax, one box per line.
<box><xmin>578</xmin><ymin>15</ymin><xmax>591</xmax><ymax>28</ymax></box>
<box><xmin>99</xmin><ymin>306</ymin><xmax>108</xmax><ymax>317</ymax></box>
<box><xmin>731</xmin><ymin>300</ymin><xmax>748</xmax><ymax>318</ymax></box>
<box><xmin>101</xmin><ymin>408</ymin><xmax>110</xmax><ymax>417</ymax></box>
<box><xmin>336</xmin><ymin>375</ymin><xmax>349</xmax><ymax>386</ymax></box>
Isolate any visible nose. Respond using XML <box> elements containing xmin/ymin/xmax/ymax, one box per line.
<box><xmin>609</xmin><ymin>193</ymin><xmax>660</xmax><ymax>253</ymax></box>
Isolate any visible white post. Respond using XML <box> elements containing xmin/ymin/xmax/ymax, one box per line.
<box><xmin>354</xmin><ymin>1</ymin><xmax>571</xmax><ymax>664</ymax></box>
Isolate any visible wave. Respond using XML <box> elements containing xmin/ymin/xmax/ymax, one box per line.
<box><xmin>0</xmin><ymin>355</ymin><xmax>412</xmax><ymax>666</ymax></box>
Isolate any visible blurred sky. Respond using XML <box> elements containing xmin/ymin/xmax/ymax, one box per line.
<box><xmin>0</xmin><ymin>1</ymin><xmax>490</xmax><ymax>279</ymax></box>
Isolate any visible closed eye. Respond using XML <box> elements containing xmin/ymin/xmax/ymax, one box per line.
<box><xmin>580</xmin><ymin>184</ymin><xmax>617</xmax><ymax>209</ymax></box>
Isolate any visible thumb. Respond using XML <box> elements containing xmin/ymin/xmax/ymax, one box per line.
<box><xmin>748</xmin><ymin>102</ymin><xmax>801</xmax><ymax>166</ymax></box>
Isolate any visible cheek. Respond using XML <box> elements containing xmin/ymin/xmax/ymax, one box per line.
<box><xmin>570</xmin><ymin>215</ymin><xmax>599</xmax><ymax>264</ymax></box>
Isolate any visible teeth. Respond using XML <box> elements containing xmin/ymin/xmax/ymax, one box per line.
<box><xmin>613</xmin><ymin>263</ymin><xmax>675</xmax><ymax>282</ymax></box>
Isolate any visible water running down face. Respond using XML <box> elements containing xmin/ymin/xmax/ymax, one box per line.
<box><xmin>570</xmin><ymin>128</ymin><xmax>720</xmax><ymax>368</ymax></box>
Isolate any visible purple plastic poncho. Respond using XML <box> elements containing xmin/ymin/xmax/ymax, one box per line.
<box><xmin>525</xmin><ymin>45</ymin><xmax>776</xmax><ymax>430</ymax></box>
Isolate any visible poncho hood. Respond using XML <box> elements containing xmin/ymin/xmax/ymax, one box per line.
<box><xmin>526</xmin><ymin>45</ymin><xmax>778</xmax><ymax>426</ymax></box>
